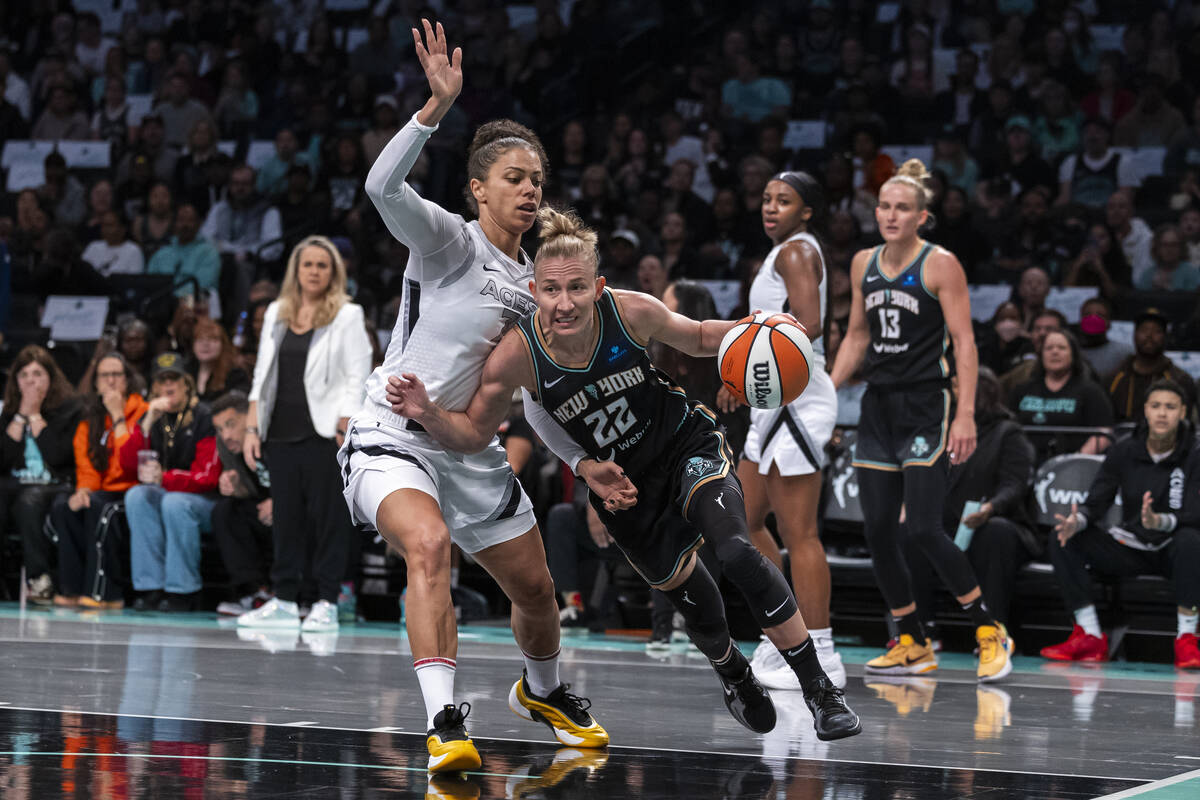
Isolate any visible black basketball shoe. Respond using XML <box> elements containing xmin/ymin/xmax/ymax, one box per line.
<box><xmin>717</xmin><ymin>666</ymin><xmax>777</xmax><ymax>733</ymax></box>
<box><xmin>802</xmin><ymin>675</ymin><xmax>862</xmax><ymax>741</ymax></box>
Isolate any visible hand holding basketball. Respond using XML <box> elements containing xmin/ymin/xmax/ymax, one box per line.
<box><xmin>718</xmin><ymin>311</ymin><xmax>814</xmax><ymax>409</ymax></box>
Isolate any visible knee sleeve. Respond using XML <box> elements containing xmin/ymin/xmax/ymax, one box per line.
<box><xmin>662</xmin><ymin>560</ymin><xmax>731</xmax><ymax>661</ymax></box>
<box><xmin>691</xmin><ymin>482</ymin><xmax>797</xmax><ymax>629</ymax></box>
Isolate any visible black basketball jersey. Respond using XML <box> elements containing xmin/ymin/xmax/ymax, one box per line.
<box><xmin>860</xmin><ymin>242</ymin><xmax>953</xmax><ymax>387</ymax></box>
<box><xmin>515</xmin><ymin>288</ymin><xmax>692</xmax><ymax>478</ymax></box>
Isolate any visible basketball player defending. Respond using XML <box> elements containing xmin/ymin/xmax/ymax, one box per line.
<box><xmin>718</xmin><ymin>171</ymin><xmax>847</xmax><ymax>689</ymax></box>
<box><xmin>388</xmin><ymin>207</ymin><xmax>862</xmax><ymax>741</ymax></box>
<box><xmin>340</xmin><ymin>22</ymin><xmax>612</xmax><ymax>772</ymax></box>
<box><xmin>829</xmin><ymin>160</ymin><xmax>1013</xmax><ymax>682</ymax></box>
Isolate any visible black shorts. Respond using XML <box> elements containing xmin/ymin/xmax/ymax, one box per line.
<box><xmin>591</xmin><ymin>407</ymin><xmax>737</xmax><ymax>587</ymax></box>
<box><xmin>852</xmin><ymin>384</ymin><xmax>952</xmax><ymax>471</ymax></box>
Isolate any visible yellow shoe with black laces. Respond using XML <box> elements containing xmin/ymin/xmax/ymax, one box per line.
<box><xmin>864</xmin><ymin>634</ymin><xmax>938</xmax><ymax>675</ymax></box>
<box><xmin>508</xmin><ymin>671</ymin><xmax>609</xmax><ymax>747</ymax></box>
<box><xmin>976</xmin><ymin>623</ymin><xmax>1014</xmax><ymax>683</ymax></box>
<box><xmin>426</xmin><ymin>703</ymin><xmax>481</xmax><ymax>773</ymax></box>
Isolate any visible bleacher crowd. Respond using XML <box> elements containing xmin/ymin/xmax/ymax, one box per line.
<box><xmin>1</xmin><ymin>0</ymin><xmax>1199</xmax><ymax>663</ymax></box>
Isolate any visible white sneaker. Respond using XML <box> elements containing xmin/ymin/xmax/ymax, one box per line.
<box><xmin>301</xmin><ymin>630</ymin><xmax>339</xmax><ymax>656</ymax></box>
<box><xmin>217</xmin><ymin>596</ymin><xmax>254</xmax><ymax>617</ymax></box>
<box><xmin>756</xmin><ymin>640</ymin><xmax>848</xmax><ymax>690</ymax></box>
<box><xmin>237</xmin><ymin>627</ymin><xmax>298</xmax><ymax>652</ymax></box>
<box><xmin>301</xmin><ymin>599</ymin><xmax>339</xmax><ymax>632</ymax></box>
<box><xmin>750</xmin><ymin>636</ymin><xmax>786</xmax><ymax>673</ymax></box>
<box><xmin>237</xmin><ymin>597</ymin><xmax>301</xmax><ymax>629</ymax></box>
<box><xmin>816</xmin><ymin>641</ymin><xmax>847</xmax><ymax>689</ymax></box>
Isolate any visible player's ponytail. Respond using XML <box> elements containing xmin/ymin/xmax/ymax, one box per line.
<box><xmin>535</xmin><ymin>206</ymin><xmax>599</xmax><ymax>275</ymax></box>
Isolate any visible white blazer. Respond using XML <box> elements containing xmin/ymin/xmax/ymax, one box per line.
<box><xmin>248</xmin><ymin>300</ymin><xmax>372</xmax><ymax>440</ymax></box>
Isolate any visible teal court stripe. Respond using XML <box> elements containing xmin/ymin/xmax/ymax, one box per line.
<box><xmin>1092</xmin><ymin>768</ymin><xmax>1200</xmax><ymax>799</ymax></box>
<box><xmin>0</xmin><ymin>751</ymin><xmax>526</xmax><ymax>780</ymax></box>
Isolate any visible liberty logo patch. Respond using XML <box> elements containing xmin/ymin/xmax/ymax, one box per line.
<box><xmin>910</xmin><ymin>436</ymin><xmax>930</xmax><ymax>457</ymax></box>
<box><xmin>585</xmin><ymin>384</ymin><xmax>599</xmax><ymax>400</ymax></box>
<box><xmin>685</xmin><ymin>457</ymin><xmax>717</xmax><ymax>477</ymax></box>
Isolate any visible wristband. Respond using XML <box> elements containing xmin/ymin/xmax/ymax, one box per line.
<box><xmin>247</xmin><ymin>426</ymin><xmax>260</xmax><ymax>435</ymax></box>
<box><xmin>12</xmin><ymin>413</ymin><xmax>26</xmax><ymax>424</ymax></box>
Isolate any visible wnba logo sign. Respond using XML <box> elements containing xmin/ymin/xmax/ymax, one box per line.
<box><xmin>751</xmin><ymin>362</ymin><xmax>772</xmax><ymax>405</ymax></box>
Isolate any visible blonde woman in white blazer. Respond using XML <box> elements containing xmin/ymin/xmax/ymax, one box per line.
<box><xmin>238</xmin><ymin>235</ymin><xmax>372</xmax><ymax>632</ymax></box>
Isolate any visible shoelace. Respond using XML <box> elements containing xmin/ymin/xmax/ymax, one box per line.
<box><xmin>810</xmin><ymin>683</ymin><xmax>849</xmax><ymax>715</ymax></box>
<box><xmin>441</xmin><ymin>701</ymin><xmax>472</xmax><ymax>735</ymax></box>
<box><xmin>549</xmin><ymin>684</ymin><xmax>593</xmax><ymax>721</ymax></box>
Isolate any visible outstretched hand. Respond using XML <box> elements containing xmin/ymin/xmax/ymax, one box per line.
<box><xmin>1140</xmin><ymin>490</ymin><xmax>1161</xmax><ymax>531</ymax></box>
<box><xmin>413</xmin><ymin>19</ymin><xmax>462</xmax><ymax>104</ymax></box>
<box><xmin>579</xmin><ymin>458</ymin><xmax>638</xmax><ymax>511</ymax></box>
<box><xmin>1054</xmin><ymin>502</ymin><xmax>1081</xmax><ymax>547</ymax></box>
<box><xmin>386</xmin><ymin>373</ymin><xmax>433</xmax><ymax>420</ymax></box>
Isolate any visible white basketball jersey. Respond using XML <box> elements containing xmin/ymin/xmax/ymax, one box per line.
<box><xmin>748</xmin><ymin>230</ymin><xmax>826</xmax><ymax>363</ymax></box>
<box><xmin>365</xmin><ymin>219</ymin><xmax>536</xmax><ymax>413</ymax></box>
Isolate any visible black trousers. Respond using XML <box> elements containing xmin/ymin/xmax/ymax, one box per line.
<box><xmin>0</xmin><ymin>481</ymin><xmax>69</xmax><ymax>580</ymax></box>
<box><xmin>51</xmin><ymin>490</ymin><xmax>126</xmax><ymax>600</ymax></box>
<box><xmin>211</xmin><ymin>496</ymin><xmax>273</xmax><ymax>595</ymax></box>
<box><xmin>1049</xmin><ymin>525</ymin><xmax>1200</xmax><ymax>612</ymax></box>
<box><xmin>906</xmin><ymin>517</ymin><xmax>1036</xmax><ymax>626</ymax></box>
<box><xmin>264</xmin><ymin>437</ymin><xmax>351</xmax><ymax>603</ymax></box>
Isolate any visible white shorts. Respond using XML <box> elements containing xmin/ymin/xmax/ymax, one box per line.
<box><xmin>337</xmin><ymin>412</ymin><xmax>535</xmax><ymax>554</ymax></box>
<box><xmin>742</xmin><ymin>368</ymin><xmax>837</xmax><ymax>476</ymax></box>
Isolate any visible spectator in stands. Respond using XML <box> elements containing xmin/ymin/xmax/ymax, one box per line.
<box><xmin>850</xmin><ymin>124</ymin><xmax>894</xmax><ymax>198</ymax></box>
<box><xmin>1011</xmin><ymin>329</ymin><xmax>1113</xmax><ymax>462</ymax></box>
<box><xmin>116</xmin><ymin>113</ymin><xmax>178</xmax><ymax>185</ymax></box>
<box><xmin>212</xmin><ymin>59</ymin><xmax>260</xmax><ymax>141</ymax></box>
<box><xmin>661</xmin><ymin>160</ymin><xmax>715</xmax><ymax>241</ymax></box>
<box><xmin>1182</xmin><ymin>207</ymin><xmax>1200</xmax><ymax>266</ymax></box>
<box><xmin>1165</xmin><ymin>97</ymin><xmax>1200</xmax><ymax>182</ymax></box>
<box><xmin>722</xmin><ymin>52</ymin><xmax>791</xmax><ymax>124</ymax></box>
<box><xmin>637</xmin><ymin>254</ymin><xmax>669</xmax><ymax>300</ymax></box>
<box><xmin>81</xmin><ymin>180</ymin><xmax>115</xmax><ymax>243</ymax></box>
<box><xmin>932</xmin><ymin>126</ymin><xmax>980</xmax><ymax>195</ymax></box>
<box><xmin>1115</xmin><ymin>72</ymin><xmax>1186</xmax><ymax>149</ymax></box>
<box><xmin>51</xmin><ymin>353</ymin><xmax>148</xmax><ymax>608</ymax></box>
<box><xmin>1042</xmin><ymin>379</ymin><xmax>1200</xmax><ymax>670</ymax></box>
<box><xmin>361</xmin><ymin>94</ymin><xmax>401</xmax><ymax>169</ymax></box>
<box><xmin>994</xmin><ymin>189</ymin><xmax>1056</xmax><ymax>279</ymax></box>
<box><xmin>0</xmin><ymin>346</ymin><xmax>80</xmax><ymax>604</ymax></box>
<box><xmin>1062</xmin><ymin>220</ymin><xmax>1133</xmax><ymax>298</ymax></box>
<box><xmin>978</xmin><ymin>301</ymin><xmax>1034</xmax><ymax>378</ymax></box>
<box><xmin>1012</xmin><ymin>266</ymin><xmax>1051</xmax><ymax>330</ymax></box>
<box><xmin>190</xmin><ymin>317</ymin><xmax>250</xmax><ymax>403</ymax></box>
<box><xmin>239</xmin><ymin>236</ymin><xmax>370</xmax><ymax>632</ymax></box>
<box><xmin>315</xmin><ymin>135</ymin><xmax>366</xmax><ymax>237</ymax></box>
<box><xmin>907</xmin><ymin>368</ymin><xmax>1038</xmax><ymax>627</ymax></box>
<box><xmin>986</xmin><ymin>116</ymin><xmax>1057</xmax><ymax>200</ymax></box>
<box><xmin>1137</xmin><ymin>224</ymin><xmax>1200</xmax><ymax>290</ymax></box>
<box><xmin>73</xmin><ymin>12</ymin><xmax>115</xmax><ymax>78</ymax></box>
<box><xmin>81</xmin><ymin>211</ymin><xmax>144</xmax><ymax>277</ymax></box>
<box><xmin>118</xmin><ymin>318</ymin><xmax>154</xmax><ymax>386</ymax></box>
<box><xmin>209</xmin><ymin>390</ymin><xmax>273</xmax><ymax>617</ymax></box>
<box><xmin>130</xmin><ymin>182</ymin><xmax>174</xmax><ymax>260</ymax></box>
<box><xmin>1034</xmin><ymin>81</ymin><xmax>1081</xmax><ymax>167</ymax></box>
<box><xmin>1106</xmin><ymin>189</ymin><xmax>1155</xmax><ymax>282</ymax></box>
<box><xmin>91</xmin><ymin>75</ymin><xmax>132</xmax><ymax>163</ymax></box>
<box><xmin>1057</xmin><ymin>117</ymin><xmax>1140</xmax><ymax>210</ymax></box>
<box><xmin>121</xmin><ymin>352</ymin><xmax>220</xmax><ymax>612</ymax></box>
<box><xmin>152</xmin><ymin>71</ymin><xmax>215</xmax><ymax>151</ymax></box>
<box><xmin>256</xmin><ymin>128</ymin><xmax>313</xmax><ymax>202</ymax></box>
<box><xmin>935</xmin><ymin>49</ymin><xmax>987</xmax><ymax>131</ymax></box>
<box><xmin>201</xmin><ymin>164</ymin><xmax>283</xmax><ymax>309</ymax></box>
<box><xmin>348</xmin><ymin>15</ymin><xmax>408</xmax><ymax>90</ymax></box>
<box><xmin>1081</xmin><ymin>53</ymin><xmax>1135</xmax><ymax>125</ymax></box>
<box><xmin>1077</xmin><ymin>297</ymin><xmax>1134</xmax><ymax>382</ymax></box>
<box><xmin>37</xmin><ymin>151</ymin><xmax>86</xmax><ymax>228</ymax></box>
<box><xmin>1107</xmin><ymin>309</ymin><xmax>1198</xmax><ymax>423</ymax></box>
<box><xmin>32</xmin><ymin>83</ymin><xmax>88</xmax><ymax>141</ymax></box>
<box><xmin>0</xmin><ymin>49</ymin><xmax>32</xmax><ymax>122</ymax></box>
<box><xmin>147</xmin><ymin>203</ymin><xmax>220</xmax><ymax>299</ymax></box>
<box><xmin>173</xmin><ymin>119</ymin><xmax>231</xmax><ymax>216</ymax></box>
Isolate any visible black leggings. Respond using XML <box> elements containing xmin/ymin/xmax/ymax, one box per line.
<box><xmin>857</xmin><ymin>464</ymin><xmax>981</xmax><ymax>610</ymax></box>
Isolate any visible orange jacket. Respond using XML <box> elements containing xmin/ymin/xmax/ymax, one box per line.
<box><xmin>72</xmin><ymin>394</ymin><xmax>149</xmax><ymax>492</ymax></box>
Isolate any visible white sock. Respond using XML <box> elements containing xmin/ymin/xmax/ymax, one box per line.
<box><xmin>522</xmin><ymin>648</ymin><xmax>561</xmax><ymax>697</ymax></box>
<box><xmin>1179</xmin><ymin>609</ymin><xmax>1199</xmax><ymax>638</ymax></box>
<box><xmin>808</xmin><ymin>627</ymin><xmax>833</xmax><ymax>649</ymax></box>
<box><xmin>414</xmin><ymin>657</ymin><xmax>456</xmax><ymax>729</ymax></box>
<box><xmin>1074</xmin><ymin>606</ymin><xmax>1101</xmax><ymax>637</ymax></box>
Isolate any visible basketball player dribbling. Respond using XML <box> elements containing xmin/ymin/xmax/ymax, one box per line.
<box><xmin>829</xmin><ymin>159</ymin><xmax>1013</xmax><ymax>682</ymax></box>
<box><xmin>387</xmin><ymin>207</ymin><xmax>862</xmax><ymax>741</ymax></box>
<box><xmin>338</xmin><ymin>21</ymin><xmax>616</xmax><ymax>772</ymax></box>
<box><xmin>717</xmin><ymin>171</ymin><xmax>847</xmax><ymax>690</ymax></box>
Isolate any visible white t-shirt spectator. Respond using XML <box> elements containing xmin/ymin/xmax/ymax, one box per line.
<box><xmin>81</xmin><ymin>240</ymin><xmax>145</xmax><ymax>276</ymax></box>
<box><xmin>3</xmin><ymin>72</ymin><xmax>31</xmax><ymax>121</ymax></box>
<box><xmin>1057</xmin><ymin>151</ymin><xmax>1141</xmax><ymax>190</ymax></box>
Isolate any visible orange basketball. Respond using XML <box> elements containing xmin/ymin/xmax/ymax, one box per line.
<box><xmin>718</xmin><ymin>311</ymin><xmax>813</xmax><ymax>409</ymax></box>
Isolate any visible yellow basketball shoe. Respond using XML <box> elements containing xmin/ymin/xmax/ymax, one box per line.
<box><xmin>508</xmin><ymin>671</ymin><xmax>610</xmax><ymax>747</ymax></box>
<box><xmin>976</xmin><ymin>623</ymin><xmax>1014</xmax><ymax>683</ymax></box>
<box><xmin>426</xmin><ymin>703</ymin><xmax>482</xmax><ymax>773</ymax></box>
<box><xmin>864</xmin><ymin>634</ymin><xmax>938</xmax><ymax>675</ymax></box>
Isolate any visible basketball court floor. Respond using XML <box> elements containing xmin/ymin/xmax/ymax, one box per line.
<box><xmin>0</xmin><ymin>606</ymin><xmax>1197</xmax><ymax>799</ymax></box>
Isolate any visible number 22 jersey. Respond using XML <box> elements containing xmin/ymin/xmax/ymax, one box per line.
<box><xmin>515</xmin><ymin>288</ymin><xmax>691</xmax><ymax>478</ymax></box>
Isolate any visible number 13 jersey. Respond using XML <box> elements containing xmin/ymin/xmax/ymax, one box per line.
<box><xmin>861</xmin><ymin>242</ymin><xmax>954</xmax><ymax>387</ymax></box>
<box><xmin>516</xmin><ymin>288</ymin><xmax>691</xmax><ymax>478</ymax></box>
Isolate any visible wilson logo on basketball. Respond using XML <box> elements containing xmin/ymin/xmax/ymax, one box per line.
<box><xmin>718</xmin><ymin>312</ymin><xmax>814</xmax><ymax>410</ymax></box>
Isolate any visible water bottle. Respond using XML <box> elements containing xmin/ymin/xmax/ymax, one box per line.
<box><xmin>232</xmin><ymin>310</ymin><xmax>249</xmax><ymax>349</ymax></box>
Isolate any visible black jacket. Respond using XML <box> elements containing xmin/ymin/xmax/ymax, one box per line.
<box><xmin>0</xmin><ymin>398</ymin><xmax>82</xmax><ymax>484</ymax></box>
<box><xmin>945</xmin><ymin>411</ymin><xmax>1040</xmax><ymax>555</ymax></box>
<box><xmin>1083</xmin><ymin>420</ymin><xmax>1200</xmax><ymax>547</ymax></box>
<box><xmin>216</xmin><ymin>436</ymin><xmax>270</xmax><ymax>502</ymax></box>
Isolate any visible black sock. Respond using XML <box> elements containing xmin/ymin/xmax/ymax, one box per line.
<box><xmin>780</xmin><ymin>637</ymin><xmax>825</xmax><ymax>686</ymax></box>
<box><xmin>961</xmin><ymin>596</ymin><xmax>993</xmax><ymax>628</ymax></box>
<box><xmin>893</xmin><ymin>611</ymin><xmax>925</xmax><ymax>641</ymax></box>
<box><xmin>711</xmin><ymin>643</ymin><xmax>749</xmax><ymax>680</ymax></box>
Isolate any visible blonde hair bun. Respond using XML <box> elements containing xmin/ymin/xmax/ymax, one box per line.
<box><xmin>885</xmin><ymin>158</ymin><xmax>934</xmax><ymax>209</ymax></box>
<box><xmin>535</xmin><ymin>206</ymin><xmax>600</xmax><ymax>271</ymax></box>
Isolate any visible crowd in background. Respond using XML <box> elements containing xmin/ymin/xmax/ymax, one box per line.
<box><xmin>0</xmin><ymin>1</ymin><xmax>1199</xmax><ymax>644</ymax></box>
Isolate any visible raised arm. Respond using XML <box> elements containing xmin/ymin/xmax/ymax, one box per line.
<box><xmin>611</xmin><ymin>290</ymin><xmax>738</xmax><ymax>357</ymax></box>
<box><xmin>363</xmin><ymin>20</ymin><xmax>465</xmax><ymax>257</ymax></box>
<box><xmin>829</xmin><ymin>248</ymin><xmax>872</xmax><ymax>388</ymax></box>
<box><xmin>927</xmin><ymin>247</ymin><xmax>978</xmax><ymax>464</ymax></box>
<box><xmin>388</xmin><ymin>331</ymin><xmax>533</xmax><ymax>453</ymax></box>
